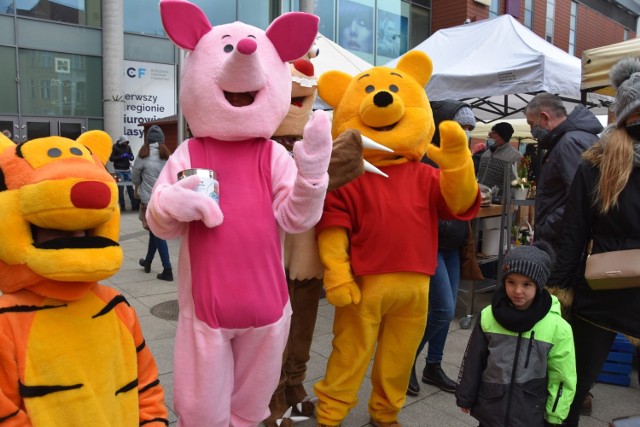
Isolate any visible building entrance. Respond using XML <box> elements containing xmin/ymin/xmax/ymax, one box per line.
<box><xmin>0</xmin><ymin>116</ymin><xmax>87</xmax><ymax>144</ymax></box>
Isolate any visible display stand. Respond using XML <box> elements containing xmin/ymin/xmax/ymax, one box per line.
<box><xmin>458</xmin><ymin>163</ymin><xmax>531</xmax><ymax>328</ymax></box>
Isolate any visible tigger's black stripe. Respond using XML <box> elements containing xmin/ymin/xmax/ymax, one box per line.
<box><xmin>140</xmin><ymin>417</ymin><xmax>169</xmax><ymax>426</ymax></box>
<box><xmin>0</xmin><ymin>304</ymin><xmax>66</xmax><ymax>315</ymax></box>
<box><xmin>92</xmin><ymin>295</ymin><xmax>130</xmax><ymax>318</ymax></box>
<box><xmin>19</xmin><ymin>381</ymin><xmax>83</xmax><ymax>397</ymax></box>
<box><xmin>0</xmin><ymin>409</ymin><xmax>19</xmax><ymax>423</ymax></box>
<box><xmin>115</xmin><ymin>379</ymin><xmax>138</xmax><ymax>395</ymax></box>
<box><xmin>136</xmin><ymin>340</ymin><xmax>146</xmax><ymax>352</ymax></box>
<box><xmin>139</xmin><ymin>379</ymin><xmax>160</xmax><ymax>394</ymax></box>
<box><xmin>0</xmin><ymin>167</ymin><xmax>6</xmax><ymax>192</ymax></box>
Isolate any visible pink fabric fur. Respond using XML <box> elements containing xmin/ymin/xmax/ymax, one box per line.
<box><xmin>150</xmin><ymin>2</ymin><xmax>332</xmax><ymax>425</ymax></box>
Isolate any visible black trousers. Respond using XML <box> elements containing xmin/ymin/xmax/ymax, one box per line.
<box><xmin>564</xmin><ymin>315</ymin><xmax>616</xmax><ymax>426</ymax></box>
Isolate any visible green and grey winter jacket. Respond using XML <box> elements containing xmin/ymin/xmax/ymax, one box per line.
<box><xmin>456</xmin><ymin>293</ymin><xmax>576</xmax><ymax>426</ymax></box>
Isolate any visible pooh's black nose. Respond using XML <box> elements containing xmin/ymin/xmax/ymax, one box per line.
<box><xmin>373</xmin><ymin>91</ymin><xmax>393</xmax><ymax>108</ymax></box>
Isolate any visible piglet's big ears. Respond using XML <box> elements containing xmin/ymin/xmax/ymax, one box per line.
<box><xmin>266</xmin><ymin>12</ymin><xmax>319</xmax><ymax>63</ymax></box>
<box><xmin>160</xmin><ymin>0</ymin><xmax>212</xmax><ymax>51</ymax></box>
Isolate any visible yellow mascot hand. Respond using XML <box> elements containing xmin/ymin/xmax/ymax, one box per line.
<box><xmin>426</xmin><ymin>120</ymin><xmax>477</xmax><ymax>214</ymax></box>
<box><xmin>326</xmin><ymin>281</ymin><xmax>361</xmax><ymax>307</ymax></box>
<box><xmin>318</xmin><ymin>227</ymin><xmax>361</xmax><ymax>307</ymax></box>
<box><xmin>425</xmin><ymin>120</ymin><xmax>470</xmax><ymax>170</ymax></box>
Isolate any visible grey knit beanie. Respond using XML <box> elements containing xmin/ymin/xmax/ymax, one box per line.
<box><xmin>116</xmin><ymin>135</ymin><xmax>129</xmax><ymax>145</ymax></box>
<box><xmin>146</xmin><ymin>125</ymin><xmax>165</xmax><ymax>144</ymax></box>
<box><xmin>453</xmin><ymin>106</ymin><xmax>476</xmax><ymax>130</ymax></box>
<box><xmin>610</xmin><ymin>56</ymin><xmax>640</xmax><ymax>127</ymax></box>
<box><xmin>502</xmin><ymin>242</ymin><xmax>553</xmax><ymax>289</ymax></box>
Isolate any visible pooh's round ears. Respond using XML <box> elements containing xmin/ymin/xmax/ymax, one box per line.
<box><xmin>396</xmin><ymin>50</ymin><xmax>433</xmax><ymax>88</ymax></box>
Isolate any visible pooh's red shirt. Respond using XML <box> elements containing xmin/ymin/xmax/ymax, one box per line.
<box><xmin>318</xmin><ymin>162</ymin><xmax>480</xmax><ymax>276</ymax></box>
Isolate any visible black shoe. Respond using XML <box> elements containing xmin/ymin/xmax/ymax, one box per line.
<box><xmin>157</xmin><ymin>268</ymin><xmax>173</xmax><ymax>281</ymax></box>
<box><xmin>406</xmin><ymin>364</ymin><xmax>420</xmax><ymax>396</ymax></box>
<box><xmin>422</xmin><ymin>362</ymin><xmax>457</xmax><ymax>393</ymax></box>
<box><xmin>139</xmin><ymin>258</ymin><xmax>151</xmax><ymax>273</ymax></box>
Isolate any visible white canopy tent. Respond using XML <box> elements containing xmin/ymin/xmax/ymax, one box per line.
<box><xmin>387</xmin><ymin>15</ymin><xmax>605</xmax><ymax>123</ymax></box>
<box><xmin>313</xmin><ymin>33</ymin><xmax>373</xmax><ymax>78</ymax></box>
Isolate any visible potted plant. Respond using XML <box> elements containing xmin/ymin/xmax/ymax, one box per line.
<box><xmin>511</xmin><ymin>157</ymin><xmax>532</xmax><ymax>200</ymax></box>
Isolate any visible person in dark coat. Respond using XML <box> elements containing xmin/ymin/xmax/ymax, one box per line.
<box><xmin>476</xmin><ymin>122</ymin><xmax>521</xmax><ymax>200</ymax></box>
<box><xmin>524</xmin><ymin>92</ymin><xmax>603</xmax><ymax>252</ymax></box>
<box><xmin>407</xmin><ymin>100</ymin><xmax>475</xmax><ymax>396</ymax></box>
<box><xmin>109</xmin><ymin>135</ymin><xmax>140</xmax><ymax>211</ymax></box>
<box><xmin>547</xmin><ymin>57</ymin><xmax>640</xmax><ymax>427</ymax></box>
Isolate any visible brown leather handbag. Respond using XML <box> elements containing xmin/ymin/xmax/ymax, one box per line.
<box><xmin>460</xmin><ymin>222</ymin><xmax>483</xmax><ymax>281</ymax></box>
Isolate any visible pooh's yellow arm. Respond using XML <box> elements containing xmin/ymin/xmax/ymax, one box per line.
<box><xmin>426</xmin><ymin>121</ymin><xmax>478</xmax><ymax>214</ymax></box>
<box><xmin>317</xmin><ymin>227</ymin><xmax>361</xmax><ymax>307</ymax></box>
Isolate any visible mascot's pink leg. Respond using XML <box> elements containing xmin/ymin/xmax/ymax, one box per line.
<box><xmin>230</xmin><ymin>306</ymin><xmax>291</xmax><ymax>426</ymax></box>
<box><xmin>174</xmin><ymin>305</ymin><xmax>291</xmax><ymax>427</ymax></box>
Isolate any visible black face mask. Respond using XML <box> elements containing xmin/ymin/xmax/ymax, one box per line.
<box><xmin>626</xmin><ymin>123</ymin><xmax>640</xmax><ymax>141</ymax></box>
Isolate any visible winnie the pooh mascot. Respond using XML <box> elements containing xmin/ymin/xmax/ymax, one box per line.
<box><xmin>313</xmin><ymin>51</ymin><xmax>480</xmax><ymax>427</ymax></box>
<box><xmin>0</xmin><ymin>131</ymin><xmax>167</xmax><ymax>426</ymax></box>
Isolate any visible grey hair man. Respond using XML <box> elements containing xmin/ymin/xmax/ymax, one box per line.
<box><xmin>524</xmin><ymin>92</ymin><xmax>603</xmax><ymax>253</ymax></box>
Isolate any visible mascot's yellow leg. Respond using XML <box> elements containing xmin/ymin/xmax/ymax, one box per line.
<box><xmin>314</xmin><ymin>272</ymin><xmax>429</xmax><ymax>425</ymax></box>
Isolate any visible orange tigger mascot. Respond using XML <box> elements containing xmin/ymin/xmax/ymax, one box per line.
<box><xmin>0</xmin><ymin>131</ymin><xmax>168</xmax><ymax>426</ymax></box>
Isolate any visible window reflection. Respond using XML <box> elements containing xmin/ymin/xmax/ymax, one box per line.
<box><xmin>16</xmin><ymin>0</ymin><xmax>100</xmax><ymax>27</ymax></box>
<box><xmin>19</xmin><ymin>49</ymin><xmax>101</xmax><ymax>117</ymax></box>
<box><xmin>0</xmin><ymin>0</ymin><xmax>13</xmax><ymax>14</ymax></box>
<box><xmin>123</xmin><ymin>0</ymin><xmax>241</xmax><ymax>35</ymax></box>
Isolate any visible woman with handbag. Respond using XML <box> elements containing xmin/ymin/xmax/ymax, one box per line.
<box><xmin>548</xmin><ymin>57</ymin><xmax>640</xmax><ymax>427</ymax></box>
<box><xmin>407</xmin><ymin>100</ymin><xmax>477</xmax><ymax>396</ymax></box>
<box><xmin>131</xmin><ymin>125</ymin><xmax>174</xmax><ymax>281</ymax></box>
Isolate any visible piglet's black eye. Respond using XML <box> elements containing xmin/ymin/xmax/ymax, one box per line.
<box><xmin>224</xmin><ymin>44</ymin><xmax>233</xmax><ymax>53</ymax></box>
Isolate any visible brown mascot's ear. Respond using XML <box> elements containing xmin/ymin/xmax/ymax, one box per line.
<box><xmin>396</xmin><ymin>50</ymin><xmax>433</xmax><ymax>88</ymax></box>
<box><xmin>77</xmin><ymin>130</ymin><xmax>113</xmax><ymax>165</ymax></box>
<box><xmin>318</xmin><ymin>70</ymin><xmax>353</xmax><ymax>109</ymax></box>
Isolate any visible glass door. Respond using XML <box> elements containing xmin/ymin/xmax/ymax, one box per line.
<box><xmin>0</xmin><ymin>117</ymin><xmax>18</xmax><ymax>143</ymax></box>
<box><xmin>24</xmin><ymin>118</ymin><xmax>52</xmax><ymax>142</ymax></box>
<box><xmin>16</xmin><ymin>117</ymin><xmax>87</xmax><ymax>143</ymax></box>
<box><xmin>59</xmin><ymin>120</ymin><xmax>85</xmax><ymax>140</ymax></box>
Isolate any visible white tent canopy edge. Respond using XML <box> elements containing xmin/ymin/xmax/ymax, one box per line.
<box><xmin>386</xmin><ymin>15</ymin><xmax>607</xmax><ymax>123</ymax></box>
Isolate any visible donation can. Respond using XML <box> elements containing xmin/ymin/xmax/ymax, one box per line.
<box><xmin>178</xmin><ymin>168</ymin><xmax>219</xmax><ymax>203</ymax></box>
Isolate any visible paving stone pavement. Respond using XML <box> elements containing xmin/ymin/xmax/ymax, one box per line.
<box><xmin>106</xmin><ymin>210</ymin><xmax>640</xmax><ymax>426</ymax></box>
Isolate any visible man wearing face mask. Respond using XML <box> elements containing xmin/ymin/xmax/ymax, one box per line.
<box><xmin>476</xmin><ymin>122</ymin><xmax>521</xmax><ymax>200</ymax></box>
<box><xmin>524</xmin><ymin>93</ymin><xmax>603</xmax><ymax>253</ymax></box>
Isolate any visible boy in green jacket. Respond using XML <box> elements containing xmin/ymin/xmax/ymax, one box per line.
<box><xmin>456</xmin><ymin>243</ymin><xmax>576</xmax><ymax>427</ymax></box>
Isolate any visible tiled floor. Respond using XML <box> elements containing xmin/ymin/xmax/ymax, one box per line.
<box><xmin>104</xmin><ymin>210</ymin><xmax>640</xmax><ymax>426</ymax></box>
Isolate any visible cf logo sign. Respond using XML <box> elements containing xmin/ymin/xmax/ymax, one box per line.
<box><xmin>126</xmin><ymin>67</ymin><xmax>146</xmax><ymax>78</ymax></box>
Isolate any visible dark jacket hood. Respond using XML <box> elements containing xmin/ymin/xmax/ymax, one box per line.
<box><xmin>539</xmin><ymin>105</ymin><xmax>603</xmax><ymax>150</ymax></box>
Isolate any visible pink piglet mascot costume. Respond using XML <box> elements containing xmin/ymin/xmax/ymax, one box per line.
<box><xmin>148</xmin><ymin>1</ymin><xmax>331</xmax><ymax>426</ymax></box>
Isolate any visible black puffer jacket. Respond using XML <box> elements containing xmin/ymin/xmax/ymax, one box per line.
<box><xmin>548</xmin><ymin>156</ymin><xmax>640</xmax><ymax>338</ymax></box>
<box><xmin>424</xmin><ymin>99</ymin><xmax>472</xmax><ymax>251</ymax></box>
<box><xmin>110</xmin><ymin>142</ymin><xmax>134</xmax><ymax>171</ymax></box>
<box><xmin>534</xmin><ymin>106</ymin><xmax>602</xmax><ymax>251</ymax></box>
